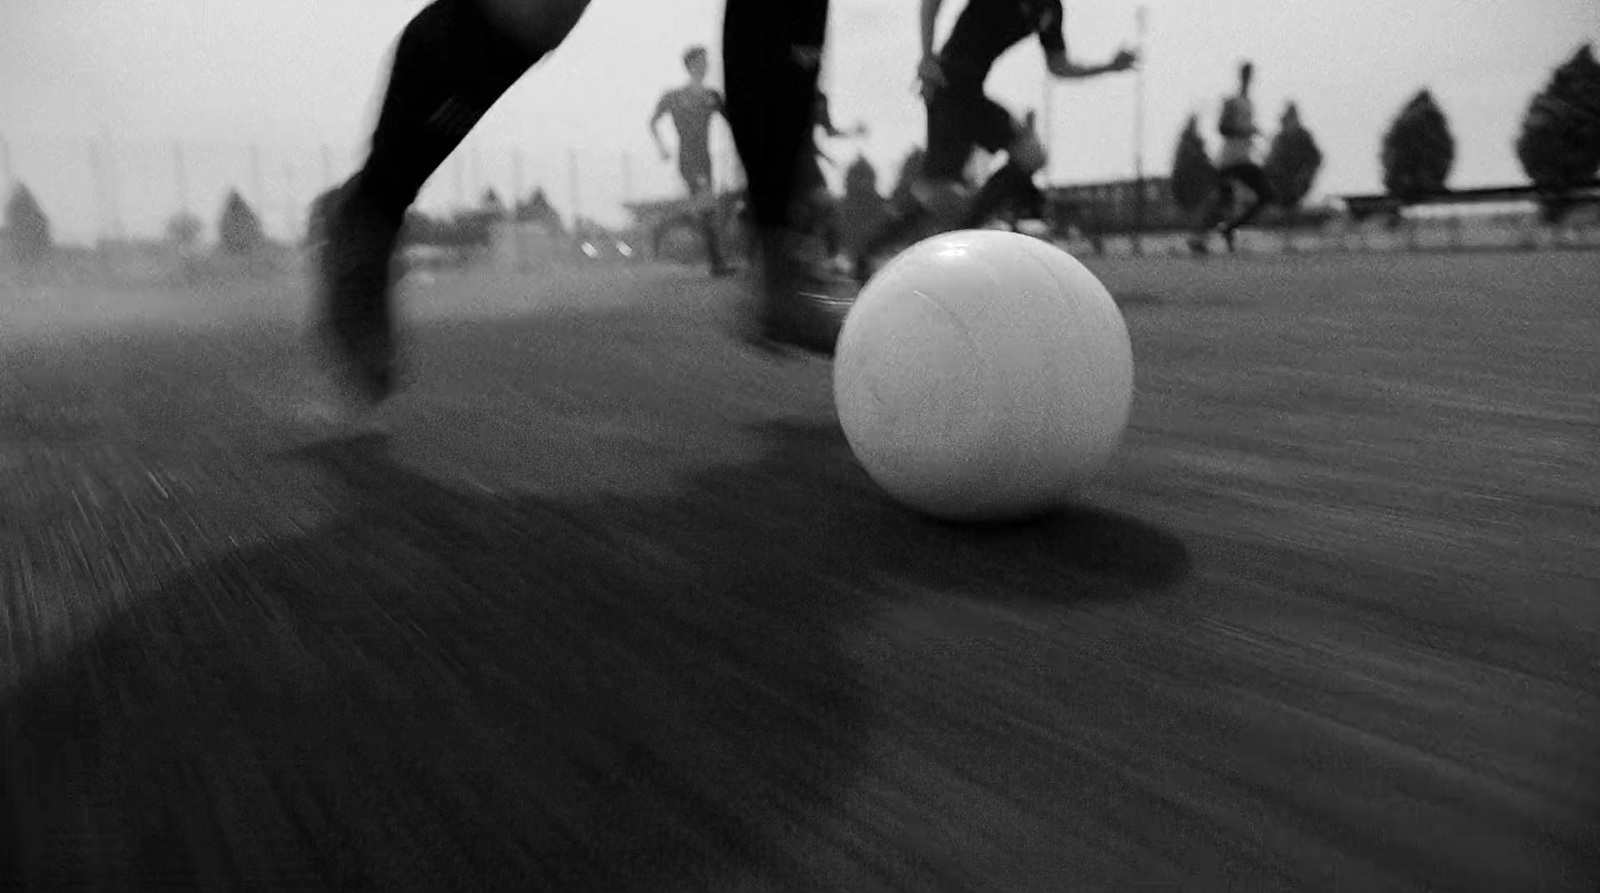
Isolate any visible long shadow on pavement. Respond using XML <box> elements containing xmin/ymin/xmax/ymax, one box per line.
<box><xmin>3</xmin><ymin>417</ymin><xmax>1189</xmax><ymax>891</ymax></box>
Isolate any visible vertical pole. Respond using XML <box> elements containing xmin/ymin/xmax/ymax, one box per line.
<box><xmin>1132</xmin><ymin>6</ymin><xmax>1148</xmax><ymax>255</ymax></box>
<box><xmin>173</xmin><ymin>141</ymin><xmax>190</xmax><ymax>215</ymax></box>
<box><xmin>251</xmin><ymin>144</ymin><xmax>265</xmax><ymax>220</ymax></box>
<box><xmin>284</xmin><ymin>162</ymin><xmax>297</xmax><ymax>243</ymax></box>
<box><xmin>470</xmin><ymin>145</ymin><xmax>482</xmax><ymax>205</ymax></box>
<box><xmin>567</xmin><ymin>149</ymin><xmax>581</xmax><ymax>231</ymax></box>
<box><xmin>89</xmin><ymin>141</ymin><xmax>104</xmax><ymax>243</ymax></box>
<box><xmin>512</xmin><ymin>148</ymin><xmax>524</xmax><ymax>207</ymax></box>
<box><xmin>512</xmin><ymin>147</ymin><xmax>525</xmax><ymax>271</ymax></box>
<box><xmin>621</xmin><ymin>151</ymin><xmax>635</xmax><ymax>254</ymax></box>
<box><xmin>101</xmin><ymin>128</ymin><xmax>124</xmax><ymax>241</ymax></box>
<box><xmin>453</xmin><ymin>152</ymin><xmax>465</xmax><ymax>209</ymax></box>
<box><xmin>622</xmin><ymin>152</ymin><xmax>634</xmax><ymax>207</ymax></box>
<box><xmin>0</xmin><ymin>134</ymin><xmax>13</xmax><ymax>189</ymax></box>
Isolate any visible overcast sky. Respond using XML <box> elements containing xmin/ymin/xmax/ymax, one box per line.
<box><xmin>1</xmin><ymin>0</ymin><xmax>1595</xmax><ymax>242</ymax></box>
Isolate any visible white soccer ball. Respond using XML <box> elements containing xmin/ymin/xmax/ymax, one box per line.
<box><xmin>833</xmin><ymin>230</ymin><xmax>1134</xmax><ymax>521</ymax></box>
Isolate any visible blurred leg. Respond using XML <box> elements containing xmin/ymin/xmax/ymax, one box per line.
<box><xmin>1225</xmin><ymin>163</ymin><xmax>1275</xmax><ymax>231</ymax></box>
<box><xmin>852</xmin><ymin>91</ymin><xmax>972</xmax><ymax>283</ymax></box>
<box><xmin>723</xmin><ymin>0</ymin><xmax>849</xmax><ymax>357</ymax></box>
<box><xmin>317</xmin><ymin>0</ymin><xmax>591</xmax><ymax>405</ymax></box>
<box><xmin>355</xmin><ymin>0</ymin><xmax>579</xmax><ymax>216</ymax></box>
<box><xmin>687</xmin><ymin>176</ymin><xmax>730</xmax><ymax>276</ymax></box>
<box><xmin>1205</xmin><ymin>170</ymin><xmax>1239</xmax><ymax>232</ymax></box>
<box><xmin>818</xmin><ymin>193</ymin><xmax>842</xmax><ymax>259</ymax></box>
<box><xmin>722</xmin><ymin>0</ymin><xmax>828</xmax><ymax>235</ymax></box>
<box><xmin>958</xmin><ymin>104</ymin><xmax>1043</xmax><ymax>230</ymax></box>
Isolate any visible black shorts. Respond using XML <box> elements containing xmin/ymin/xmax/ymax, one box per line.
<box><xmin>1217</xmin><ymin>162</ymin><xmax>1271</xmax><ymax>199</ymax></box>
<box><xmin>680</xmin><ymin>152</ymin><xmax>713</xmax><ymax>195</ymax></box>
<box><xmin>924</xmin><ymin>87</ymin><xmax>1017</xmax><ymax>181</ymax></box>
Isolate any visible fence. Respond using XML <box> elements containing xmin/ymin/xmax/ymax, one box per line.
<box><xmin>0</xmin><ymin>132</ymin><xmax>744</xmax><ymax>247</ymax></box>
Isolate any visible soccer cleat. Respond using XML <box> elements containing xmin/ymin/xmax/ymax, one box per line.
<box><xmin>311</xmin><ymin>178</ymin><xmax>404</xmax><ymax>408</ymax></box>
<box><xmin>737</xmin><ymin>228</ymin><xmax>855</xmax><ymax>359</ymax></box>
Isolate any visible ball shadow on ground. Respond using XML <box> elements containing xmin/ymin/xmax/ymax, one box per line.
<box><xmin>3</xmin><ymin>415</ymin><xmax>1189</xmax><ymax>891</ymax></box>
<box><xmin>746</xmin><ymin>418</ymin><xmax>1192</xmax><ymax>599</ymax></box>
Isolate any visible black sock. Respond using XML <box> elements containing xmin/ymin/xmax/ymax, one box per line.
<box><xmin>352</xmin><ymin>0</ymin><xmax>544</xmax><ymax>221</ymax></box>
<box><xmin>960</xmin><ymin>163</ymin><xmax>1034</xmax><ymax>230</ymax></box>
<box><xmin>722</xmin><ymin>0</ymin><xmax>830</xmax><ymax>234</ymax></box>
<box><xmin>699</xmin><ymin>209</ymin><xmax>725</xmax><ymax>271</ymax></box>
<box><xmin>822</xmin><ymin>212</ymin><xmax>840</xmax><ymax>258</ymax></box>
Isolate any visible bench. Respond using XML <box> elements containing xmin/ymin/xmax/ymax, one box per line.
<box><xmin>1338</xmin><ymin>179</ymin><xmax>1600</xmax><ymax>250</ymax></box>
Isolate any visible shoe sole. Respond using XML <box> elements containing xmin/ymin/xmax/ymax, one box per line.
<box><xmin>310</xmin><ymin>313</ymin><xmax>395</xmax><ymax>408</ymax></box>
<box><xmin>313</xmin><ymin>187</ymin><xmax>403</xmax><ymax>407</ymax></box>
<box><xmin>737</xmin><ymin>316</ymin><xmax>840</xmax><ymax>362</ymax></box>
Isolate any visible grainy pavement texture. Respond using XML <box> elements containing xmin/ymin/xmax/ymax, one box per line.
<box><xmin>3</xmin><ymin>249</ymin><xmax>1597</xmax><ymax>891</ymax></box>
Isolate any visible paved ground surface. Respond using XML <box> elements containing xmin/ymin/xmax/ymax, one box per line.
<box><xmin>2</xmin><ymin>249</ymin><xmax>1598</xmax><ymax>891</ymax></box>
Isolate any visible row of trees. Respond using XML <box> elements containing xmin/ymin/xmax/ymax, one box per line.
<box><xmin>1385</xmin><ymin>42</ymin><xmax>1600</xmax><ymax>218</ymax></box>
<box><xmin>395</xmin><ymin>187</ymin><xmax>565</xmax><ymax>254</ymax></box>
<box><xmin>303</xmin><ymin>184</ymin><xmax>565</xmax><ymax>254</ymax></box>
<box><xmin>2</xmin><ymin>175</ymin><xmax>573</xmax><ymax>280</ymax></box>
<box><xmin>1515</xmin><ymin>43</ymin><xmax>1600</xmax><ymax>219</ymax></box>
<box><xmin>1170</xmin><ymin>43</ymin><xmax>1600</xmax><ymax>226</ymax></box>
<box><xmin>2</xmin><ymin>184</ymin><xmax>272</xmax><ymax>276</ymax></box>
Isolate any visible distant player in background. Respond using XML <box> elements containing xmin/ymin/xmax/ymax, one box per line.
<box><xmin>851</xmin><ymin>0</ymin><xmax>1136</xmax><ymax>284</ymax></box>
<box><xmin>1189</xmin><ymin>61</ymin><xmax>1276</xmax><ymax>254</ymax></box>
<box><xmin>650</xmin><ymin>44</ymin><xmax>732</xmax><ymax>277</ymax></box>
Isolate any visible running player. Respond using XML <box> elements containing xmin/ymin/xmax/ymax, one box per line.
<box><xmin>313</xmin><ymin>0</ymin><xmax>845</xmax><ymax>409</ymax></box>
<box><xmin>793</xmin><ymin>90</ymin><xmax>868</xmax><ymax>264</ymax></box>
<box><xmin>1189</xmin><ymin>61</ymin><xmax>1275</xmax><ymax>254</ymax></box>
<box><xmin>851</xmin><ymin>0</ymin><xmax>1136</xmax><ymax>284</ymax></box>
<box><xmin>650</xmin><ymin>45</ymin><xmax>732</xmax><ymax>277</ymax></box>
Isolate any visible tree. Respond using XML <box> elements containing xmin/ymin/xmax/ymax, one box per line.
<box><xmin>1262</xmin><ymin>102</ymin><xmax>1324</xmax><ymax>249</ymax></box>
<box><xmin>217</xmin><ymin>189</ymin><xmax>266</xmax><ymax>255</ymax></box>
<box><xmin>1170</xmin><ymin>114</ymin><xmax>1216</xmax><ymax>217</ymax></box>
<box><xmin>1515</xmin><ymin>43</ymin><xmax>1600</xmax><ymax>223</ymax></box>
<box><xmin>515</xmin><ymin>188</ymin><xmax>563</xmax><ymax>231</ymax></box>
<box><xmin>1381</xmin><ymin>89</ymin><xmax>1455</xmax><ymax>202</ymax></box>
<box><xmin>480</xmin><ymin>188</ymin><xmax>506</xmax><ymax>220</ymax></box>
<box><xmin>4</xmin><ymin>183</ymin><xmax>53</xmax><ymax>274</ymax></box>
<box><xmin>165</xmin><ymin>211</ymin><xmax>203</xmax><ymax>251</ymax></box>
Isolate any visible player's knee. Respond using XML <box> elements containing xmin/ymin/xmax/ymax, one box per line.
<box><xmin>475</xmin><ymin>0</ymin><xmax>593</xmax><ymax>52</ymax></box>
